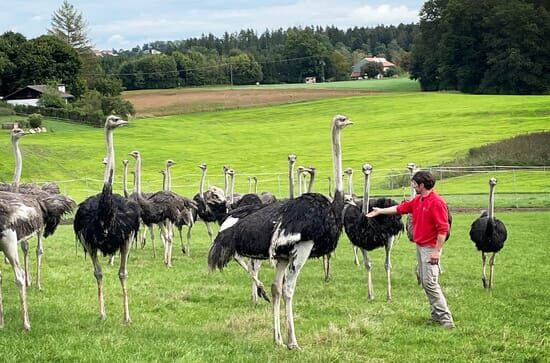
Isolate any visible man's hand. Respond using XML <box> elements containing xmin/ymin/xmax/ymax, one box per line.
<box><xmin>429</xmin><ymin>249</ymin><xmax>441</xmax><ymax>265</ymax></box>
<box><xmin>366</xmin><ymin>207</ymin><xmax>381</xmax><ymax>218</ymax></box>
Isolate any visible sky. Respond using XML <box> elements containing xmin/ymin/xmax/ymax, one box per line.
<box><xmin>1</xmin><ymin>1</ymin><xmax>425</xmax><ymax>50</ymax></box>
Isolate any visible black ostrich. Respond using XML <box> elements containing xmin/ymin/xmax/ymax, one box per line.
<box><xmin>469</xmin><ymin>177</ymin><xmax>508</xmax><ymax>289</ymax></box>
<box><xmin>209</xmin><ymin>114</ymin><xmax>353</xmax><ymax>349</ymax></box>
<box><xmin>343</xmin><ymin>163</ymin><xmax>404</xmax><ymax>301</ymax></box>
<box><xmin>73</xmin><ymin>116</ymin><xmax>141</xmax><ymax>323</ymax></box>
<box><xmin>2</xmin><ymin>127</ymin><xmax>75</xmax><ymax>290</ymax></box>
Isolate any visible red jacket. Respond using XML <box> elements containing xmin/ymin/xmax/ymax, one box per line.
<box><xmin>396</xmin><ymin>191</ymin><xmax>449</xmax><ymax>247</ymax></box>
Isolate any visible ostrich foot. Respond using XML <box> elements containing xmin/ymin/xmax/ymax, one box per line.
<box><xmin>99</xmin><ymin>313</ymin><xmax>106</xmax><ymax>321</ymax></box>
<box><xmin>482</xmin><ymin>277</ymin><xmax>487</xmax><ymax>288</ymax></box>
<box><xmin>257</xmin><ymin>286</ymin><xmax>270</xmax><ymax>303</ymax></box>
<box><xmin>287</xmin><ymin>343</ymin><xmax>301</xmax><ymax>350</ymax></box>
<box><xmin>181</xmin><ymin>246</ymin><xmax>187</xmax><ymax>255</ymax></box>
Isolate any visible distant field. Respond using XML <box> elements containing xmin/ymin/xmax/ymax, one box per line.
<box><xmin>1</xmin><ymin>91</ymin><xmax>549</xmax><ymax>206</ymax></box>
<box><xmin>123</xmin><ymin>77</ymin><xmax>420</xmax><ymax>117</ymax></box>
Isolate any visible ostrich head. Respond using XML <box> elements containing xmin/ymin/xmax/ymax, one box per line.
<box><xmin>344</xmin><ymin>167</ymin><xmax>353</xmax><ymax>176</ymax></box>
<box><xmin>166</xmin><ymin>159</ymin><xmax>176</xmax><ymax>168</ymax></box>
<box><xmin>105</xmin><ymin>115</ymin><xmax>128</xmax><ymax>129</ymax></box>
<box><xmin>122</xmin><ymin>159</ymin><xmax>129</xmax><ymax>167</ymax></box>
<box><xmin>362</xmin><ymin>163</ymin><xmax>373</xmax><ymax>175</ymax></box>
<box><xmin>407</xmin><ymin>162</ymin><xmax>417</xmax><ymax>174</ymax></box>
<box><xmin>332</xmin><ymin>114</ymin><xmax>353</xmax><ymax>129</ymax></box>
<box><xmin>223</xmin><ymin>165</ymin><xmax>230</xmax><ymax>173</ymax></box>
<box><xmin>489</xmin><ymin>177</ymin><xmax>497</xmax><ymax>186</ymax></box>
<box><xmin>227</xmin><ymin>168</ymin><xmax>235</xmax><ymax>177</ymax></box>
<box><xmin>199</xmin><ymin>163</ymin><xmax>207</xmax><ymax>171</ymax></box>
<box><xmin>11</xmin><ymin>128</ymin><xmax>27</xmax><ymax>141</ymax></box>
<box><xmin>288</xmin><ymin>154</ymin><xmax>297</xmax><ymax>163</ymax></box>
<box><xmin>102</xmin><ymin>157</ymin><xmax>108</xmax><ymax>165</ymax></box>
<box><xmin>128</xmin><ymin>150</ymin><xmax>140</xmax><ymax>160</ymax></box>
<box><xmin>297</xmin><ymin>166</ymin><xmax>305</xmax><ymax>174</ymax></box>
<box><xmin>343</xmin><ymin>194</ymin><xmax>357</xmax><ymax>206</ymax></box>
<box><xmin>252</xmin><ymin>176</ymin><xmax>258</xmax><ymax>183</ymax></box>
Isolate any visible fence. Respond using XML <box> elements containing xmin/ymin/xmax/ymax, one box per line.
<box><xmin>14</xmin><ymin>165</ymin><xmax>550</xmax><ymax>210</ymax></box>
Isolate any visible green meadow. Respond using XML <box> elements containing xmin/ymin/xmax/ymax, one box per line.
<box><xmin>1</xmin><ymin>91</ymin><xmax>549</xmax><ymax>207</ymax></box>
<box><xmin>0</xmin><ymin>212</ymin><xmax>548</xmax><ymax>362</ymax></box>
<box><xmin>1</xmin><ymin>86</ymin><xmax>550</xmax><ymax>362</ymax></box>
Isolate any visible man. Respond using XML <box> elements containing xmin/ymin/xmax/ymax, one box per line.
<box><xmin>366</xmin><ymin>170</ymin><xmax>455</xmax><ymax>329</ymax></box>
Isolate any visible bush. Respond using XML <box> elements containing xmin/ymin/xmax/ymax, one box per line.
<box><xmin>28</xmin><ymin>113</ymin><xmax>43</xmax><ymax>128</ymax></box>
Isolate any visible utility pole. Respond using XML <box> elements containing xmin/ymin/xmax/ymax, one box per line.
<box><xmin>230</xmin><ymin>64</ymin><xmax>233</xmax><ymax>89</ymax></box>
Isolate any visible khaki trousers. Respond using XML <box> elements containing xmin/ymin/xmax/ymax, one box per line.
<box><xmin>416</xmin><ymin>245</ymin><xmax>454</xmax><ymax>324</ymax></box>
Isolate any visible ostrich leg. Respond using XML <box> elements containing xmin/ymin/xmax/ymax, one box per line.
<box><xmin>35</xmin><ymin>232</ymin><xmax>44</xmax><ymax>290</ymax></box>
<box><xmin>481</xmin><ymin>252</ymin><xmax>488</xmax><ymax>288</ymax></box>
<box><xmin>247</xmin><ymin>258</ymin><xmax>262</xmax><ymax>303</ymax></box>
<box><xmin>4</xmin><ymin>236</ymin><xmax>30</xmax><ymax>331</ymax></box>
<box><xmin>20</xmin><ymin>238</ymin><xmax>31</xmax><ymax>287</ymax></box>
<box><xmin>361</xmin><ymin>248</ymin><xmax>374</xmax><ymax>300</ymax></box>
<box><xmin>322</xmin><ymin>253</ymin><xmax>331</xmax><ymax>282</ymax></box>
<box><xmin>90</xmin><ymin>251</ymin><xmax>106</xmax><ymax>320</ymax></box>
<box><xmin>272</xmin><ymin>259</ymin><xmax>288</xmax><ymax>346</ymax></box>
<box><xmin>284</xmin><ymin>241</ymin><xmax>314</xmax><ymax>350</ymax></box>
<box><xmin>233</xmin><ymin>254</ymin><xmax>269</xmax><ymax>302</ymax></box>
<box><xmin>385</xmin><ymin>237</ymin><xmax>394</xmax><ymax>302</ymax></box>
<box><xmin>353</xmin><ymin>246</ymin><xmax>360</xmax><ymax>266</ymax></box>
<box><xmin>119</xmin><ymin>240</ymin><xmax>132</xmax><ymax>324</ymax></box>
<box><xmin>204</xmin><ymin>221</ymin><xmax>214</xmax><ymax>244</ymax></box>
<box><xmin>488</xmin><ymin>252</ymin><xmax>496</xmax><ymax>290</ymax></box>
<box><xmin>0</xmin><ymin>269</ymin><xmax>3</xmax><ymax>328</ymax></box>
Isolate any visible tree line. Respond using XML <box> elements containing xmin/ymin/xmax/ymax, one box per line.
<box><xmin>410</xmin><ymin>0</ymin><xmax>550</xmax><ymax>94</ymax></box>
<box><xmin>1</xmin><ymin>0</ymin><xmax>548</xmax><ymax>106</ymax></box>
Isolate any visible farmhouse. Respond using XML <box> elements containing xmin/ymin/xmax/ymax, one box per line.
<box><xmin>3</xmin><ymin>84</ymin><xmax>74</xmax><ymax>107</ymax></box>
<box><xmin>351</xmin><ymin>57</ymin><xmax>396</xmax><ymax>79</ymax></box>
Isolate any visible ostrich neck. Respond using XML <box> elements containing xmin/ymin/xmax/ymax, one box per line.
<box><xmin>296</xmin><ymin>170</ymin><xmax>302</xmax><ymax>196</ymax></box>
<box><xmin>166</xmin><ymin>166</ymin><xmax>172</xmax><ymax>191</ymax></box>
<box><xmin>362</xmin><ymin>173</ymin><xmax>371</xmax><ymax>214</ymax></box>
<box><xmin>346</xmin><ymin>174</ymin><xmax>353</xmax><ymax>195</ymax></box>
<box><xmin>161</xmin><ymin>172</ymin><xmax>167</xmax><ymax>191</ymax></box>
<box><xmin>488</xmin><ymin>184</ymin><xmax>495</xmax><ymax>220</ymax></box>
<box><xmin>254</xmin><ymin>179</ymin><xmax>257</xmax><ymax>194</ymax></box>
<box><xmin>307</xmin><ymin>173</ymin><xmax>315</xmax><ymax>193</ymax></box>
<box><xmin>224</xmin><ymin>172</ymin><xmax>229</xmax><ymax>196</ymax></box>
<box><xmin>11</xmin><ymin>137</ymin><xmax>22</xmax><ymax>191</ymax></box>
<box><xmin>104</xmin><ymin>127</ymin><xmax>115</xmax><ymax>184</ymax></box>
<box><xmin>229</xmin><ymin>173</ymin><xmax>235</xmax><ymax>203</ymax></box>
<box><xmin>409</xmin><ymin>172</ymin><xmax>416</xmax><ymax>198</ymax></box>
<box><xmin>331</xmin><ymin>124</ymin><xmax>344</xmax><ymax>196</ymax></box>
<box><xmin>122</xmin><ymin>163</ymin><xmax>128</xmax><ymax>196</ymax></box>
<box><xmin>134</xmin><ymin>156</ymin><xmax>142</xmax><ymax>194</ymax></box>
<box><xmin>199</xmin><ymin>169</ymin><xmax>206</xmax><ymax>200</ymax></box>
<box><xmin>288</xmin><ymin>161</ymin><xmax>295</xmax><ymax>199</ymax></box>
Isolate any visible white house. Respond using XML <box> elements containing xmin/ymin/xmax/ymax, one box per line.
<box><xmin>3</xmin><ymin>85</ymin><xmax>74</xmax><ymax>107</ymax></box>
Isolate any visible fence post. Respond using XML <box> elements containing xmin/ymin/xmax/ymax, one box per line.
<box><xmin>512</xmin><ymin>168</ymin><xmax>519</xmax><ymax>209</ymax></box>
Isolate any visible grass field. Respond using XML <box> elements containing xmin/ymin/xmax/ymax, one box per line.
<box><xmin>1</xmin><ymin>91</ymin><xmax>549</xmax><ymax>206</ymax></box>
<box><xmin>0</xmin><ymin>211</ymin><xmax>548</xmax><ymax>361</ymax></box>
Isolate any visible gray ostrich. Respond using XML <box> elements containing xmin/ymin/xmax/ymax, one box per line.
<box><xmin>3</xmin><ymin>128</ymin><xmax>74</xmax><ymax>289</ymax></box>
<box><xmin>469</xmin><ymin>177</ymin><xmax>508</xmax><ymax>289</ymax></box>
<box><xmin>209</xmin><ymin>115</ymin><xmax>353</xmax><ymax>349</ymax></box>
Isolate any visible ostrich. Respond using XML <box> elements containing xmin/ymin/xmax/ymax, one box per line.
<box><xmin>469</xmin><ymin>177</ymin><xmax>508</xmax><ymax>289</ymax></box>
<box><xmin>343</xmin><ymin>164</ymin><xmax>404</xmax><ymax>301</ymax></box>
<box><xmin>209</xmin><ymin>114</ymin><xmax>352</xmax><ymax>349</ymax></box>
<box><xmin>73</xmin><ymin>115</ymin><xmax>141</xmax><ymax>323</ymax></box>
<box><xmin>253</xmin><ymin>176</ymin><xmax>277</xmax><ymax>205</ymax></box>
<box><xmin>345</xmin><ymin>167</ymin><xmax>360</xmax><ymax>266</ymax></box>
<box><xmin>192</xmin><ymin>163</ymin><xmax>227</xmax><ymax>244</ymax></box>
<box><xmin>226</xmin><ymin>168</ymin><xmax>242</xmax><ymax>207</ymax></box>
<box><xmin>5</xmin><ymin>127</ymin><xmax>75</xmax><ymax>289</ymax></box>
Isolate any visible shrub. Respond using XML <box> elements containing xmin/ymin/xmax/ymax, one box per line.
<box><xmin>28</xmin><ymin>113</ymin><xmax>43</xmax><ymax>128</ymax></box>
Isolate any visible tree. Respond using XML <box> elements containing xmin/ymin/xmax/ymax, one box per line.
<box><xmin>227</xmin><ymin>51</ymin><xmax>263</xmax><ymax>85</ymax></box>
<box><xmin>48</xmin><ymin>0</ymin><xmax>91</xmax><ymax>51</ymax></box>
<box><xmin>38</xmin><ymin>84</ymin><xmax>66</xmax><ymax>108</ymax></box>
<box><xmin>362</xmin><ymin>62</ymin><xmax>383</xmax><ymax>79</ymax></box>
<box><xmin>283</xmin><ymin>28</ymin><xmax>331</xmax><ymax>82</ymax></box>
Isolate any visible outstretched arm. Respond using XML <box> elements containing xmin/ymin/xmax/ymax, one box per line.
<box><xmin>366</xmin><ymin>205</ymin><xmax>398</xmax><ymax>218</ymax></box>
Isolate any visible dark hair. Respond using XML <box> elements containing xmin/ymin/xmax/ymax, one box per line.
<box><xmin>412</xmin><ymin>170</ymin><xmax>436</xmax><ymax>190</ymax></box>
